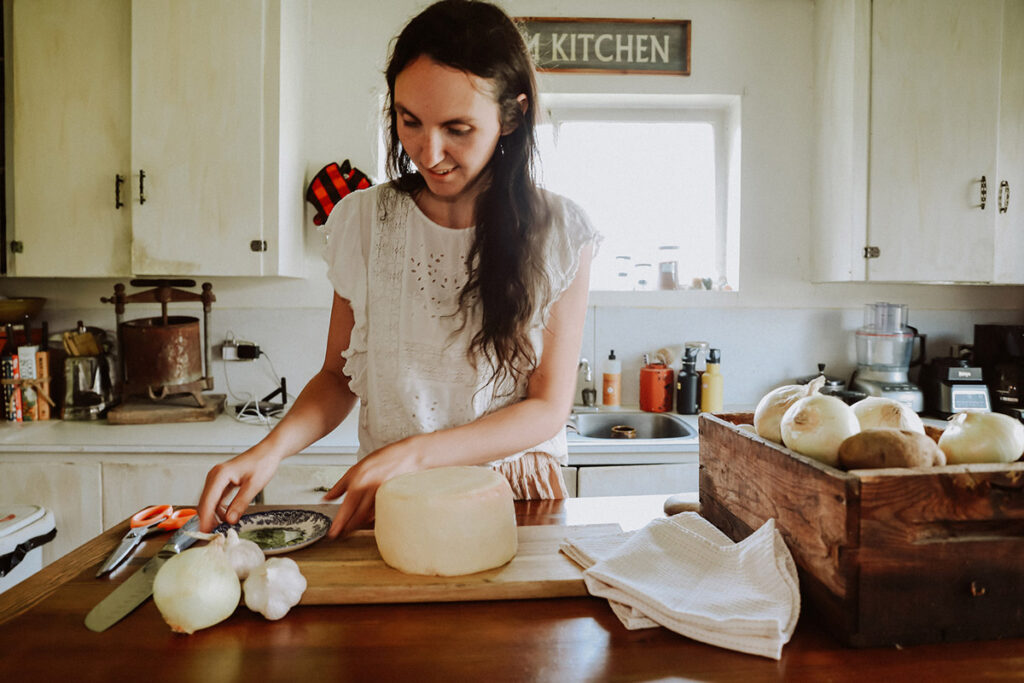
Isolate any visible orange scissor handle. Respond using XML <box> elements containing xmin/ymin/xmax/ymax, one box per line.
<box><xmin>157</xmin><ymin>508</ymin><xmax>197</xmax><ymax>530</ymax></box>
<box><xmin>130</xmin><ymin>505</ymin><xmax>197</xmax><ymax>530</ymax></box>
<box><xmin>131</xmin><ymin>504</ymin><xmax>174</xmax><ymax>528</ymax></box>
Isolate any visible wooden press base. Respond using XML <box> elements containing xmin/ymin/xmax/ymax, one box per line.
<box><xmin>106</xmin><ymin>393</ymin><xmax>226</xmax><ymax>425</ymax></box>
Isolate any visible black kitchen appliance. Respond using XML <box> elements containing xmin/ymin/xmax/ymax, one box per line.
<box><xmin>918</xmin><ymin>356</ymin><xmax>990</xmax><ymax>417</ymax></box>
<box><xmin>973</xmin><ymin>324</ymin><xmax>1024</xmax><ymax>419</ymax></box>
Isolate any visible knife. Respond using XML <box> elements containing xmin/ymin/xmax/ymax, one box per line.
<box><xmin>85</xmin><ymin>515</ymin><xmax>200</xmax><ymax>632</ymax></box>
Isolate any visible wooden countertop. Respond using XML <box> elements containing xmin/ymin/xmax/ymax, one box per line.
<box><xmin>2</xmin><ymin>495</ymin><xmax>1021</xmax><ymax>682</ymax></box>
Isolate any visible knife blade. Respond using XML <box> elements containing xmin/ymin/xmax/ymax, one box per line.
<box><xmin>85</xmin><ymin>515</ymin><xmax>200</xmax><ymax>632</ymax></box>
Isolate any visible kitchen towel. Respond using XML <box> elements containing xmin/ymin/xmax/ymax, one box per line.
<box><xmin>560</xmin><ymin>512</ymin><xmax>800</xmax><ymax>660</ymax></box>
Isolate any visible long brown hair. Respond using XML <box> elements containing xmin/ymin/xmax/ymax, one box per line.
<box><xmin>383</xmin><ymin>0</ymin><xmax>552</xmax><ymax>391</ymax></box>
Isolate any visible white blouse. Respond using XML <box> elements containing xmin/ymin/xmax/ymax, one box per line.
<box><xmin>322</xmin><ymin>183</ymin><xmax>598</xmax><ymax>465</ymax></box>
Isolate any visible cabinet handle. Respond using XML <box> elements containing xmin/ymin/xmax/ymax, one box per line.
<box><xmin>979</xmin><ymin>175</ymin><xmax>987</xmax><ymax>210</ymax></box>
<box><xmin>115</xmin><ymin>174</ymin><xmax>125</xmax><ymax>209</ymax></box>
<box><xmin>999</xmin><ymin>180</ymin><xmax>1010</xmax><ymax>214</ymax></box>
<box><xmin>139</xmin><ymin>169</ymin><xmax>146</xmax><ymax>205</ymax></box>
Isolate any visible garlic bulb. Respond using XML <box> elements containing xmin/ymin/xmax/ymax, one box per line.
<box><xmin>222</xmin><ymin>528</ymin><xmax>265</xmax><ymax>580</ymax></box>
<box><xmin>938</xmin><ymin>411</ymin><xmax>1024</xmax><ymax>464</ymax></box>
<box><xmin>243</xmin><ymin>557</ymin><xmax>307</xmax><ymax>621</ymax></box>
<box><xmin>852</xmin><ymin>397</ymin><xmax>925</xmax><ymax>434</ymax></box>
<box><xmin>780</xmin><ymin>392</ymin><xmax>860</xmax><ymax>467</ymax></box>
<box><xmin>754</xmin><ymin>376</ymin><xmax>826</xmax><ymax>443</ymax></box>
<box><xmin>153</xmin><ymin>534</ymin><xmax>241</xmax><ymax>634</ymax></box>
<box><xmin>184</xmin><ymin>529</ymin><xmax>265</xmax><ymax>579</ymax></box>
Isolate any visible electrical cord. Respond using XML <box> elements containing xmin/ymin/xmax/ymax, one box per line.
<box><xmin>221</xmin><ymin>336</ymin><xmax>295</xmax><ymax>428</ymax></box>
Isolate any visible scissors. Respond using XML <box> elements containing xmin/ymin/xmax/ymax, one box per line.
<box><xmin>95</xmin><ymin>505</ymin><xmax>197</xmax><ymax>577</ymax></box>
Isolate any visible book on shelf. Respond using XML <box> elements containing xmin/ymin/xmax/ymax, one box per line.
<box><xmin>2</xmin><ymin>353</ymin><xmax>23</xmax><ymax>422</ymax></box>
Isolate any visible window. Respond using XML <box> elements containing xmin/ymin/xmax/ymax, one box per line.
<box><xmin>536</xmin><ymin>94</ymin><xmax>741</xmax><ymax>292</ymax></box>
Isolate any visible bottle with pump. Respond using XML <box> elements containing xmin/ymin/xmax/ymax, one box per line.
<box><xmin>700</xmin><ymin>348</ymin><xmax>723</xmax><ymax>413</ymax></box>
<box><xmin>675</xmin><ymin>346</ymin><xmax>700</xmax><ymax>415</ymax></box>
<box><xmin>602</xmin><ymin>350</ymin><xmax>621</xmax><ymax>407</ymax></box>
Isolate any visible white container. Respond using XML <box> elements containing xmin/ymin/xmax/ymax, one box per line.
<box><xmin>0</xmin><ymin>505</ymin><xmax>56</xmax><ymax>594</ymax></box>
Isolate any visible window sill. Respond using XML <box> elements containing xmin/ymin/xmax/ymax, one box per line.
<box><xmin>587</xmin><ymin>289</ymin><xmax>740</xmax><ymax>308</ymax></box>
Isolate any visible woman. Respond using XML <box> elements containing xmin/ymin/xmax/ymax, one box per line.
<box><xmin>198</xmin><ymin>0</ymin><xmax>598</xmax><ymax>538</ymax></box>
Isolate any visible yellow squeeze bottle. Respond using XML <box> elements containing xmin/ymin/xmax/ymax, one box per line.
<box><xmin>700</xmin><ymin>348</ymin><xmax>723</xmax><ymax>413</ymax></box>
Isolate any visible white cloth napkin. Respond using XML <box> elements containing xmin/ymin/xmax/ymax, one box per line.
<box><xmin>560</xmin><ymin>512</ymin><xmax>800</xmax><ymax>660</ymax></box>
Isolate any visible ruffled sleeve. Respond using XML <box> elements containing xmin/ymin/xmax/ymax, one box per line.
<box><xmin>541</xmin><ymin>192</ymin><xmax>602</xmax><ymax>323</ymax></box>
<box><xmin>320</xmin><ymin>186</ymin><xmax>377</xmax><ymax>400</ymax></box>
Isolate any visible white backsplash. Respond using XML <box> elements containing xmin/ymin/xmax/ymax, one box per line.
<box><xmin>32</xmin><ymin>303</ymin><xmax>1022</xmax><ymax>412</ymax></box>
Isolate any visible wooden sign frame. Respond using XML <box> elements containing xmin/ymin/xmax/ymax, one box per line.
<box><xmin>517</xmin><ymin>17</ymin><xmax>691</xmax><ymax>76</ymax></box>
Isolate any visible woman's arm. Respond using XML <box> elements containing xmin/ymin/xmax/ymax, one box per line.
<box><xmin>323</xmin><ymin>245</ymin><xmax>594</xmax><ymax>537</ymax></box>
<box><xmin>197</xmin><ymin>294</ymin><xmax>359</xmax><ymax>531</ymax></box>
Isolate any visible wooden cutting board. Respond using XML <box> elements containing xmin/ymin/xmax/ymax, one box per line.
<box><xmin>106</xmin><ymin>393</ymin><xmax>225</xmax><ymax>424</ymax></box>
<box><xmin>296</xmin><ymin>523</ymin><xmax>621</xmax><ymax>605</ymax></box>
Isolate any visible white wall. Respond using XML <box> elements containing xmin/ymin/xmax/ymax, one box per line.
<box><xmin>3</xmin><ymin>0</ymin><xmax>1023</xmax><ymax>409</ymax></box>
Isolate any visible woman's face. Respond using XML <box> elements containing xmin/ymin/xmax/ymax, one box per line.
<box><xmin>394</xmin><ymin>55</ymin><xmax>503</xmax><ymax>209</ymax></box>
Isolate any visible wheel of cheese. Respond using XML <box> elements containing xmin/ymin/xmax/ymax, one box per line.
<box><xmin>374</xmin><ymin>466</ymin><xmax>518</xmax><ymax>576</ymax></box>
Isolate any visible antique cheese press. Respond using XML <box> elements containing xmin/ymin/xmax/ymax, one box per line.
<box><xmin>102</xmin><ymin>279</ymin><xmax>215</xmax><ymax>408</ymax></box>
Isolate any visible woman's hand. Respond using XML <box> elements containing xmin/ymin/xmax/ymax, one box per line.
<box><xmin>322</xmin><ymin>437</ymin><xmax>425</xmax><ymax>539</ymax></box>
<box><xmin>197</xmin><ymin>448</ymin><xmax>283</xmax><ymax>532</ymax></box>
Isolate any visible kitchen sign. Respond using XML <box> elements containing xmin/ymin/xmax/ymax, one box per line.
<box><xmin>517</xmin><ymin>17</ymin><xmax>690</xmax><ymax>75</ymax></box>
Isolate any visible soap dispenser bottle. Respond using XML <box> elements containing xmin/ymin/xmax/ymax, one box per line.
<box><xmin>675</xmin><ymin>346</ymin><xmax>700</xmax><ymax>415</ymax></box>
<box><xmin>700</xmin><ymin>348</ymin><xmax>723</xmax><ymax>413</ymax></box>
<box><xmin>602</xmin><ymin>350</ymin><xmax>621</xmax><ymax>407</ymax></box>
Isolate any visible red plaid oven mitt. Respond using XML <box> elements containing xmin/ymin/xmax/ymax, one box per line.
<box><xmin>306</xmin><ymin>160</ymin><xmax>372</xmax><ymax>225</ymax></box>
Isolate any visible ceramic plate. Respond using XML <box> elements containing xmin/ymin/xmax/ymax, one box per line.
<box><xmin>213</xmin><ymin>509</ymin><xmax>331</xmax><ymax>555</ymax></box>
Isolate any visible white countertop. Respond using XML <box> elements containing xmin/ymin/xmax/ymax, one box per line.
<box><xmin>0</xmin><ymin>405</ymin><xmax>705</xmax><ymax>466</ymax></box>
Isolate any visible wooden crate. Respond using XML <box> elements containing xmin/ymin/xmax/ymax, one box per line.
<box><xmin>698</xmin><ymin>412</ymin><xmax>1024</xmax><ymax>648</ymax></box>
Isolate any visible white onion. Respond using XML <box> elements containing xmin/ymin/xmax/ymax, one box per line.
<box><xmin>780</xmin><ymin>393</ymin><xmax>860</xmax><ymax>466</ymax></box>
<box><xmin>852</xmin><ymin>397</ymin><xmax>925</xmax><ymax>434</ymax></box>
<box><xmin>755</xmin><ymin>376</ymin><xmax>826</xmax><ymax>443</ymax></box>
<box><xmin>153</xmin><ymin>534</ymin><xmax>241</xmax><ymax>634</ymax></box>
<box><xmin>938</xmin><ymin>411</ymin><xmax>1024</xmax><ymax>464</ymax></box>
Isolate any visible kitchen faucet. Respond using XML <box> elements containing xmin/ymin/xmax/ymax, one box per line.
<box><xmin>577</xmin><ymin>358</ymin><xmax>597</xmax><ymax>407</ymax></box>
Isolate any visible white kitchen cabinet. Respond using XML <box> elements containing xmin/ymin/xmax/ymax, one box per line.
<box><xmin>7</xmin><ymin>0</ymin><xmax>306</xmax><ymax>277</ymax></box>
<box><xmin>576</xmin><ymin>464</ymin><xmax>697</xmax><ymax>498</ymax></box>
<box><xmin>261</xmin><ymin>464</ymin><xmax>350</xmax><ymax>505</ymax></box>
<box><xmin>812</xmin><ymin>0</ymin><xmax>1023</xmax><ymax>283</ymax></box>
<box><xmin>993</xmin><ymin>0</ymin><xmax>1024</xmax><ymax>283</ymax></box>
<box><xmin>101</xmin><ymin>462</ymin><xmax>211</xmax><ymax>531</ymax></box>
<box><xmin>9</xmin><ymin>0</ymin><xmax>132</xmax><ymax>276</ymax></box>
<box><xmin>561</xmin><ymin>467</ymin><xmax>577</xmax><ymax>497</ymax></box>
<box><xmin>129</xmin><ymin>0</ymin><xmax>305</xmax><ymax>276</ymax></box>
<box><xmin>264</xmin><ymin>465</ymin><xmax>578</xmax><ymax>501</ymax></box>
<box><xmin>0</xmin><ymin>461</ymin><xmax>102</xmax><ymax>567</ymax></box>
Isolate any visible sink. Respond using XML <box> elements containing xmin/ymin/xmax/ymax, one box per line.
<box><xmin>567</xmin><ymin>410</ymin><xmax>697</xmax><ymax>440</ymax></box>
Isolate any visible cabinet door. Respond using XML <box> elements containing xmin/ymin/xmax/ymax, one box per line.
<box><xmin>130</xmin><ymin>0</ymin><xmax>265</xmax><ymax>275</ymax></box>
<box><xmin>867</xmin><ymin>0</ymin><xmax>1002</xmax><ymax>282</ymax></box>
<box><xmin>101</xmin><ymin>462</ymin><xmax>211</xmax><ymax>530</ymax></box>
<box><xmin>0</xmin><ymin>462</ymin><xmax>102</xmax><ymax>567</ymax></box>
<box><xmin>576</xmin><ymin>464</ymin><xmax>698</xmax><ymax>498</ymax></box>
<box><xmin>10</xmin><ymin>0</ymin><xmax>131</xmax><ymax>276</ymax></box>
<box><xmin>993</xmin><ymin>0</ymin><xmax>1024</xmax><ymax>283</ymax></box>
<box><xmin>262</xmin><ymin>465</ymin><xmax>350</xmax><ymax>505</ymax></box>
<box><xmin>561</xmin><ymin>467</ymin><xmax>577</xmax><ymax>498</ymax></box>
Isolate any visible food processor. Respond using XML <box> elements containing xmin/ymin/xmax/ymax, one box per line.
<box><xmin>849</xmin><ymin>302</ymin><xmax>924</xmax><ymax>412</ymax></box>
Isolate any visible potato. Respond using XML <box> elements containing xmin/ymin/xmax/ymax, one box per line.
<box><xmin>837</xmin><ymin>428</ymin><xmax>946</xmax><ymax>469</ymax></box>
